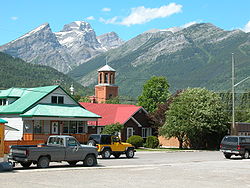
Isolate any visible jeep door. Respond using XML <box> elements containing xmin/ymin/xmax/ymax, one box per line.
<box><xmin>111</xmin><ymin>136</ymin><xmax>124</xmax><ymax>151</ymax></box>
<box><xmin>65</xmin><ymin>137</ymin><xmax>84</xmax><ymax>161</ymax></box>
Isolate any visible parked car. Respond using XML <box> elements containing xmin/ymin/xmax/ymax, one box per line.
<box><xmin>87</xmin><ymin>134</ymin><xmax>135</xmax><ymax>159</ymax></box>
<box><xmin>220</xmin><ymin>135</ymin><xmax>250</xmax><ymax>159</ymax></box>
<box><xmin>8</xmin><ymin>135</ymin><xmax>98</xmax><ymax>168</ymax></box>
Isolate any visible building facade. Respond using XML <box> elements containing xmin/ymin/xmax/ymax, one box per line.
<box><xmin>80</xmin><ymin>103</ymin><xmax>153</xmax><ymax>141</ymax></box>
<box><xmin>0</xmin><ymin>85</ymin><xmax>100</xmax><ymax>144</ymax></box>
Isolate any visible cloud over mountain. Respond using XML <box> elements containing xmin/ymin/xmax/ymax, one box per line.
<box><xmin>99</xmin><ymin>3</ymin><xmax>182</xmax><ymax>26</ymax></box>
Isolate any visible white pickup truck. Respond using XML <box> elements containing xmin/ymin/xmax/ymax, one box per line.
<box><xmin>8</xmin><ymin>135</ymin><xmax>98</xmax><ymax>168</ymax></box>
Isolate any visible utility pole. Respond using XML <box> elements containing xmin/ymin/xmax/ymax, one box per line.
<box><xmin>231</xmin><ymin>53</ymin><xmax>235</xmax><ymax>135</ymax></box>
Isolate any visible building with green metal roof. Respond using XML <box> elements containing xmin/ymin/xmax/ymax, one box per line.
<box><xmin>0</xmin><ymin>85</ymin><xmax>100</xmax><ymax>143</ymax></box>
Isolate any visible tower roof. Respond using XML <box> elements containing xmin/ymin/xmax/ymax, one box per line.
<box><xmin>98</xmin><ymin>64</ymin><xmax>116</xmax><ymax>72</ymax></box>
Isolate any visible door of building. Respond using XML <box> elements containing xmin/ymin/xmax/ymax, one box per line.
<box><xmin>51</xmin><ymin>122</ymin><xmax>59</xmax><ymax>134</ymax></box>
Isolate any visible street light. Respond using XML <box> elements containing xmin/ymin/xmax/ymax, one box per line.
<box><xmin>231</xmin><ymin>53</ymin><xmax>250</xmax><ymax>135</ymax></box>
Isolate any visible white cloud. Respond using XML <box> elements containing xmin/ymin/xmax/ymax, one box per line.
<box><xmin>86</xmin><ymin>16</ymin><xmax>95</xmax><ymax>20</ymax></box>
<box><xmin>99</xmin><ymin>17</ymin><xmax>118</xmax><ymax>24</ymax></box>
<box><xmin>11</xmin><ymin>16</ymin><xmax>18</xmax><ymax>21</ymax></box>
<box><xmin>242</xmin><ymin>21</ymin><xmax>250</xmax><ymax>32</ymax></box>
<box><xmin>181</xmin><ymin>21</ymin><xmax>197</xmax><ymax>28</ymax></box>
<box><xmin>102</xmin><ymin>8</ymin><xmax>111</xmax><ymax>12</ymax></box>
<box><xmin>120</xmin><ymin>3</ymin><xmax>182</xmax><ymax>26</ymax></box>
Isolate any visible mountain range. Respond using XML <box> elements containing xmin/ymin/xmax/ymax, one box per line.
<box><xmin>0</xmin><ymin>21</ymin><xmax>124</xmax><ymax>73</ymax></box>
<box><xmin>68</xmin><ymin>23</ymin><xmax>250</xmax><ymax>97</ymax></box>
<box><xmin>1</xmin><ymin>22</ymin><xmax>250</xmax><ymax>98</ymax></box>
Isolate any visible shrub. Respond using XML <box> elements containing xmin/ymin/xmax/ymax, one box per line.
<box><xmin>126</xmin><ymin>135</ymin><xmax>144</xmax><ymax>148</ymax></box>
<box><xmin>145</xmin><ymin>136</ymin><xmax>159</xmax><ymax>148</ymax></box>
<box><xmin>102</xmin><ymin>123</ymin><xmax>124</xmax><ymax>135</ymax></box>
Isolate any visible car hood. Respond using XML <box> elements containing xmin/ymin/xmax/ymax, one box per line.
<box><xmin>121</xmin><ymin>142</ymin><xmax>133</xmax><ymax>147</ymax></box>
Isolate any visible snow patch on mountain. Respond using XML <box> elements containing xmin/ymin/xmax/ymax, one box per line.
<box><xmin>0</xmin><ymin>21</ymin><xmax>124</xmax><ymax>73</ymax></box>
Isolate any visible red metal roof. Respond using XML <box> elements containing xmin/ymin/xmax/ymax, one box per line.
<box><xmin>79</xmin><ymin>102</ymin><xmax>143</xmax><ymax>126</ymax></box>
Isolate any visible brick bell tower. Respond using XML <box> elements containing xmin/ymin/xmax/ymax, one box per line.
<box><xmin>95</xmin><ymin>64</ymin><xmax>118</xmax><ymax>103</ymax></box>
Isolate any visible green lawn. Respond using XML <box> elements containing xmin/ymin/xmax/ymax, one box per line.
<box><xmin>136</xmin><ymin>147</ymin><xmax>191</xmax><ymax>152</ymax></box>
<box><xmin>136</xmin><ymin>147</ymin><xmax>218</xmax><ymax>152</ymax></box>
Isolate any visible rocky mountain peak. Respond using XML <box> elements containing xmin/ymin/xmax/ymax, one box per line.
<box><xmin>0</xmin><ymin>20</ymin><xmax>124</xmax><ymax>73</ymax></box>
<box><xmin>8</xmin><ymin>23</ymin><xmax>51</xmax><ymax>44</ymax></box>
<box><xmin>61</xmin><ymin>21</ymin><xmax>93</xmax><ymax>32</ymax></box>
<box><xmin>97</xmin><ymin>32</ymin><xmax>124</xmax><ymax>50</ymax></box>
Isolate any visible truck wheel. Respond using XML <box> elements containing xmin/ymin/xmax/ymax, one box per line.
<box><xmin>126</xmin><ymin>149</ymin><xmax>134</xmax><ymax>158</ymax></box>
<box><xmin>224</xmin><ymin>153</ymin><xmax>231</xmax><ymax>159</ymax></box>
<box><xmin>37</xmin><ymin>156</ymin><xmax>50</xmax><ymax>168</ymax></box>
<box><xmin>20</xmin><ymin>162</ymin><xmax>32</xmax><ymax>168</ymax></box>
<box><xmin>84</xmin><ymin>155</ymin><xmax>97</xmax><ymax>167</ymax></box>
<box><xmin>243</xmin><ymin>150</ymin><xmax>249</xmax><ymax>159</ymax></box>
<box><xmin>87</xmin><ymin>140</ymin><xmax>96</xmax><ymax>146</ymax></box>
<box><xmin>68</xmin><ymin>161</ymin><xmax>78</xmax><ymax>166</ymax></box>
<box><xmin>102</xmin><ymin>149</ymin><xmax>111</xmax><ymax>159</ymax></box>
<box><xmin>113</xmin><ymin>153</ymin><xmax>121</xmax><ymax>159</ymax></box>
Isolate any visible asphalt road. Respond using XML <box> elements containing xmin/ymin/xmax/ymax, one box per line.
<box><xmin>1</xmin><ymin>151</ymin><xmax>250</xmax><ymax>188</ymax></box>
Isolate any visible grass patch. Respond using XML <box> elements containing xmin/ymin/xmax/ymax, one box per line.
<box><xmin>136</xmin><ymin>147</ymin><xmax>219</xmax><ymax>152</ymax></box>
<box><xmin>136</xmin><ymin>147</ymin><xmax>191</xmax><ymax>152</ymax></box>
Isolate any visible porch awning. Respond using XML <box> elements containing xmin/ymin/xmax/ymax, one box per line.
<box><xmin>5</xmin><ymin>125</ymin><xmax>19</xmax><ymax>131</ymax></box>
<box><xmin>20</xmin><ymin>104</ymin><xmax>101</xmax><ymax>120</ymax></box>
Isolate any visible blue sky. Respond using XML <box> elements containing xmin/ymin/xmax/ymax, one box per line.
<box><xmin>0</xmin><ymin>0</ymin><xmax>250</xmax><ymax>45</ymax></box>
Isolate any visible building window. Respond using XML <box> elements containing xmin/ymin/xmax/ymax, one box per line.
<box><xmin>127</xmin><ymin>127</ymin><xmax>133</xmax><ymax>139</ymax></box>
<box><xmin>69</xmin><ymin>121</ymin><xmax>77</xmax><ymax>134</ymax></box>
<box><xmin>63</xmin><ymin>121</ymin><xmax>87</xmax><ymax>134</ymax></box>
<box><xmin>51</xmin><ymin>96</ymin><xmax>57</xmax><ymax>103</ymax></box>
<box><xmin>63</xmin><ymin>121</ymin><xmax>69</xmax><ymax>133</ymax></box>
<box><xmin>142</xmin><ymin>128</ymin><xmax>152</xmax><ymax>138</ymax></box>
<box><xmin>0</xmin><ymin>99</ymin><xmax>6</xmax><ymax>106</ymax></box>
<box><xmin>78</xmin><ymin>122</ymin><xmax>87</xmax><ymax>133</ymax></box>
<box><xmin>239</xmin><ymin>132</ymin><xmax>250</xmax><ymax>136</ymax></box>
<box><xmin>58</xmin><ymin>96</ymin><xmax>64</xmax><ymax>104</ymax></box>
<box><xmin>104</xmin><ymin>73</ymin><xmax>108</xmax><ymax>83</ymax></box>
<box><xmin>99</xmin><ymin>73</ymin><xmax>102</xmax><ymax>83</ymax></box>
<box><xmin>34</xmin><ymin>120</ymin><xmax>42</xmax><ymax>133</ymax></box>
<box><xmin>110</xmin><ymin>74</ymin><xmax>114</xmax><ymax>84</ymax></box>
<box><xmin>51</xmin><ymin>96</ymin><xmax>64</xmax><ymax>104</ymax></box>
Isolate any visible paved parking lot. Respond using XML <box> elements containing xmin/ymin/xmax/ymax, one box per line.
<box><xmin>1</xmin><ymin>151</ymin><xmax>250</xmax><ymax>188</ymax></box>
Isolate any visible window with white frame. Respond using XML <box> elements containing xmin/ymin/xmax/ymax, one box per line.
<box><xmin>127</xmin><ymin>127</ymin><xmax>133</xmax><ymax>139</ymax></box>
<box><xmin>0</xmin><ymin>99</ymin><xmax>6</xmax><ymax>106</ymax></box>
<box><xmin>34</xmin><ymin>120</ymin><xmax>43</xmax><ymax>133</ymax></box>
<box><xmin>51</xmin><ymin>96</ymin><xmax>64</xmax><ymax>104</ymax></box>
<box><xmin>62</xmin><ymin>121</ymin><xmax>87</xmax><ymax>134</ymax></box>
<box><xmin>142</xmin><ymin>128</ymin><xmax>152</xmax><ymax>138</ymax></box>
